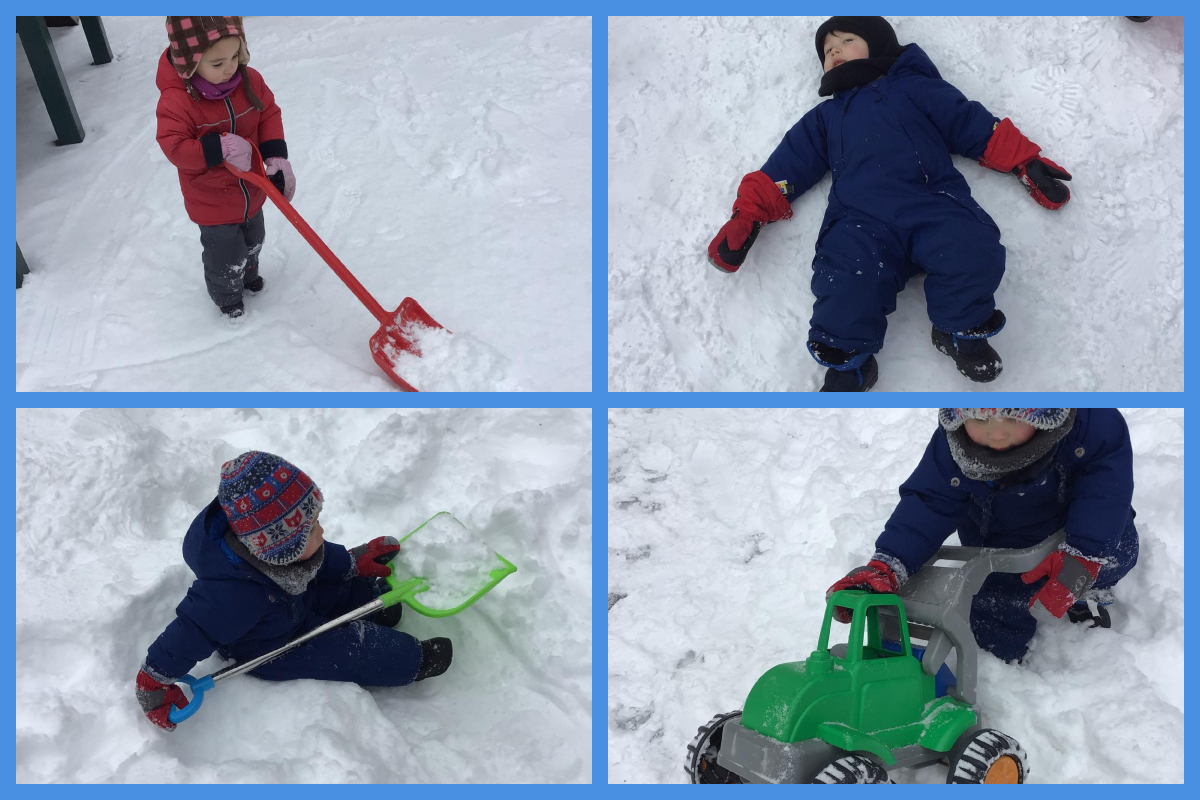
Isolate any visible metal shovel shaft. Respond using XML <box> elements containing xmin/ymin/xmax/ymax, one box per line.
<box><xmin>209</xmin><ymin>598</ymin><xmax>385</xmax><ymax>685</ymax></box>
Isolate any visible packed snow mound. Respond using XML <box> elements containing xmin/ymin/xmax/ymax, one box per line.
<box><xmin>388</xmin><ymin>323</ymin><xmax>528</xmax><ymax>391</ymax></box>
<box><xmin>16</xmin><ymin>408</ymin><xmax>592</xmax><ymax>782</ymax></box>
<box><xmin>608</xmin><ymin>17</ymin><xmax>1184</xmax><ymax>391</ymax></box>
<box><xmin>391</xmin><ymin>512</ymin><xmax>511</xmax><ymax>609</ymax></box>
<box><xmin>608</xmin><ymin>408</ymin><xmax>1183</xmax><ymax>783</ymax></box>
<box><xmin>16</xmin><ymin>16</ymin><xmax>592</xmax><ymax>391</ymax></box>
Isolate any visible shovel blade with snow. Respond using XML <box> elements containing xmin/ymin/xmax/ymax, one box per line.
<box><xmin>381</xmin><ymin>511</ymin><xmax>517</xmax><ymax>618</ymax></box>
<box><xmin>225</xmin><ymin>139</ymin><xmax>447</xmax><ymax>391</ymax></box>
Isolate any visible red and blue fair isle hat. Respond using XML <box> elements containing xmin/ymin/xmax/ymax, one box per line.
<box><xmin>939</xmin><ymin>408</ymin><xmax>1073</xmax><ymax>432</ymax></box>
<box><xmin>218</xmin><ymin>451</ymin><xmax>323</xmax><ymax>565</ymax></box>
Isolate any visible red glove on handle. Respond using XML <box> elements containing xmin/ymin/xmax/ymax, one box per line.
<box><xmin>135</xmin><ymin>668</ymin><xmax>188</xmax><ymax>732</ymax></box>
<box><xmin>707</xmin><ymin>171</ymin><xmax>793</xmax><ymax>273</ymax></box>
<box><xmin>1021</xmin><ymin>550</ymin><xmax>1102</xmax><ymax>619</ymax></box>
<box><xmin>979</xmin><ymin>118</ymin><xmax>1072</xmax><ymax>210</ymax></box>
<box><xmin>825</xmin><ymin>559</ymin><xmax>901</xmax><ymax>624</ymax></box>
<box><xmin>349</xmin><ymin>536</ymin><xmax>401</xmax><ymax>578</ymax></box>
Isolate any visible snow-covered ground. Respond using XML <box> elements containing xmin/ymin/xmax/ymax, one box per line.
<box><xmin>608</xmin><ymin>17</ymin><xmax>1184</xmax><ymax>391</ymax></box>
<box><xmin>16</xmin><ymin>408</ymin><xmax>592</xmax><ymax>782</ymax></box>
<box><xmin>16</xmin><ymin>16</ymin><xmax>592</xmax><ymax>391</ymax></box>
<box><xmin>608</xmin><ymin>408</ymin><xmax>1183</xmax><ymax>783</ymax></box>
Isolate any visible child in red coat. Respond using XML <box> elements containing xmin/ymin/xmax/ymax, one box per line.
<box><xmin>155</xmin><ymin>16</ymin><xmax>297</xmax><ymax>318</ymax></box>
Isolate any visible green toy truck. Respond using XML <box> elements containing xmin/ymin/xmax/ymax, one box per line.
<box><xmin>685</xmin><ymin>532</ymin><xmax>1067</xmax><ymax>784</ymax></box>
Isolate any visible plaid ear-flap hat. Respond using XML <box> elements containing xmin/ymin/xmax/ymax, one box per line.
<box><xmin>218</xmin><ymin>451</ymin><xmax>323</xmax><ymax>566</ymax></box>
<box><xmin>165</xmin><ymin>16</ymin><xmax>249</xmax><ymax>79</ymax></box>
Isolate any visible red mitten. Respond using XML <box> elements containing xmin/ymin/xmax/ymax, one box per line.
<box><xmin>979</xmin><ymin>118</ymin><xmax>1072</xmax><ymax>210</ymax></box>
<box><xmin>707</xmin><ymin>171</ymin><xmax>793</xmax><ymax>272</ymax></box>
<box><xmin>349</xmin><ymin>536</ymin><xmax>401</xmax><ymax>578</ymax></box>
<box><xmin>825</xmin><ymin>560</ymin><xmax>901</xmax><ymax>624</ymax></box>
<box><xmin>135</xmin><ymin>668</ymin><xmax>187</xmax><ymax>732</ymax></box>
<box><xmin>1021</xmin><ymin>550</ymin><xmax>1102</xmax><ymax>619</ymax></box>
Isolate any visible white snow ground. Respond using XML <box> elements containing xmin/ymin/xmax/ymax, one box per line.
<box><xmin>16</xmin><ymin>408</ymin><xmax>592</xmax><ymax>782</ymax></box>
<box><xmin>16</xmin><ymin>16</ymin><xmax>592</xmax><ymax>391</ymax></box>
<box><xmin>608</xmin><ymin>408</ymin><xmax>1183</xmax><ymax>783</ymax></box>
<box><xmin>608</xmin><ymin>17</ymin><xmax>1184</xmax><ymax>391</ymax></box>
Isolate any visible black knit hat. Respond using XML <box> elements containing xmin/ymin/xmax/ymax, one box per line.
<box><xmin>814</xmin><ymin>16</ymin><xmax>902</xmax><ymax>65</ymax></box>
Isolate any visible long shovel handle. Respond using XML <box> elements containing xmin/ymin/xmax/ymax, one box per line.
<box><xmin>224</xmin><ymin>141</ymin><xmax>392</xmax><ymax>326</ymax></box>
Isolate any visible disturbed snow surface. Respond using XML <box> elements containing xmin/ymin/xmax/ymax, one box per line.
<box><xmin>17</xmin><ymin>408</ymin><xmax>592</xmax><ymax>782</ymax></box>
<box><xmin>608</xmin><ymin>408</ymin><xmax>1183</xmax><ymax>783</ymax></box>
<box><xmin>391</xmin><ymin>512</ymin><xmax>509</xmax><ymax>609</ymax></box>
<box><xmin>608</xmin><ymin>17</ymin><xmax>1184</xmax><ymax>391</ymax></box>
<box><xmin>16</xmin><ymin>17</ymin><xmax>591</xmax><ymax>391</ymax></box>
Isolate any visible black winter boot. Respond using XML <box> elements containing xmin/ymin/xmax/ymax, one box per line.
<box><xmin>931</xmin><ymin>327</ymin><xmax>1002</xmax><ymax>382</ymax></box>
<box><xmin>244</xmin><ymin>275</ymin><xmax>265</xmax><ymax>293</ymax></box>
<box><xmin>1067</xmin><ymin>601</ymin><xmax>1111</xmax><ymax>629</ymax></box>
<box><xmin>820</xmin><ymin>355</ymin><xmax>879</xmax><ymax>392</ymax></box>
<box><xmin>220</xmin><ymin>301</ymin><xmax>245</xmax><ymax>318</ymax></box>
<box><xmin>415</xmin><ymin>637</ymin><xmax>453</xmax><ymax>681</ymax></box>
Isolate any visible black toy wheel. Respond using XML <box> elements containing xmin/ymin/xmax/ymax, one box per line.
<box><xmin>685</xmin><ymin>710</ymin><xmax>744</xmax><ymax>784</ymax></box>
<box><xmin>810</xmin><ymin>754</ymin><xmax>892</xmax><ymax>784</ymax></box>
<box><xmin>946</xmin><ymin>728</ymin><xmax>1028</xmax><ymax>783</ymax></box>
<box><xmin>1126</xmin><ymin>17</ymin><xmax>1152</xmax><ymax>22</ymax></box>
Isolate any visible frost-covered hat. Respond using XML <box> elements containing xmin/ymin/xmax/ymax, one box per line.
<box><xmin>939</xmin><ymin>409</ymin><xmax>1077</xmax><ymax>481</ymax></box>
<box><xmin>218</xmin><ymin>451</ymin><xmax>322</xmax><ymax>565</ymax></box>
<box><xmin>165</xmin><ymin>16</ymin><xmax>249</xmax><ymax>79</ymax></box>
<box><xmin>939</xmin><ymin>409</ymin><xmax>1073</xmax><ymax>433</ymax></box>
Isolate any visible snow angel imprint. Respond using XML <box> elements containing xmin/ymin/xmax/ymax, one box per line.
<box><xmin>155</xmin><ymin>16</ymin><xmax>298</xmax><ymax>318</ymax></box>
<box><xmin>707</xmin><ymin>17</ymin><xmax>1073</xmax><ymax>392</ymax></box>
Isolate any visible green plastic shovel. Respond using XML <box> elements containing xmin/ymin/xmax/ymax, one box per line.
<box><xmin>379</xmin><ymin>511</ymin><xmax>518</xmax><ymax>618</ymax></box>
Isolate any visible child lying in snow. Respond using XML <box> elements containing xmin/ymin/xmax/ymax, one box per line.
<box><xmin>707</xmin><ymin>17</ymin><xmax>1073</xmax><ymax>391</ymax></box>
<box><xmin>136</xmin><ymin>451</ymin><xmax>452</xmax><ymax>732</ymax></box>
<box><xmin>155</xmin><ymin>16</ymin><xmax>297</xmax><ymax>319</ymax></box>
<box><xmin>826</xmin><ymin>409</ymin><xmax>1139</xmax><ymax>663</ymax></box>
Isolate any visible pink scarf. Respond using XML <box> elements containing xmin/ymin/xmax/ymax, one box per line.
<box><xmin>190</xmin><ymin>70</ymin><xmax>243</xmax><ymax>100</ymax></box>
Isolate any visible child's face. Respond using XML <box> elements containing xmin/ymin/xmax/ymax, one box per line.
<box><xmin>298</xmin><ymin>517</ymin><xmax>324</xmax><ymax>561</ymax></box>
<box><xmin>823</xmin><ymin>30</ymin><xmax>870</xmax><ymax>73</ymax></box>
<box><xmin>194</xmin><ymin>36</ymin><xmax>241</xmax><ymax>84</ymax></box>
<box><xmin>963</xmin><ymin>418</ymin><xmax>1037</xmax><ymax>451</ymax></box>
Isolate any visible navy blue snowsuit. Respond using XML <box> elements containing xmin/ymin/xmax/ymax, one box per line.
<box><xmin>144</xmin><ymin>499</ymin><xmax>423</xmax><ymax>686</ymax></box>
<box><xmin>762</xmin><ymin>44</ymin><xmax>1006</xmax><ymax>361</ymax></box>
<box><xmin>876</xmin><ymin>409</ymin><xmax>1139</xmax><ymax>662</ymax></box>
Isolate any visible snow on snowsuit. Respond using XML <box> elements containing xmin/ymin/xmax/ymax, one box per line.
<box><xmin>762</xmin><ymin>44</ymin><xmax>1006</xmax><ymax>360</ymax></box>
<box><xmin>143</xmin><ymin>499</ymin><xmax>424</xmax><ymax>686</ymax></box>
<box><xmin>875</xmin><ymin>408</ymin><xmax>1139</xmax><ymax>662</ymax></box>
<box><xmin>154</xmin><ymin>49</ymin><xmax>286</xmax><ymax>308</ymax></box>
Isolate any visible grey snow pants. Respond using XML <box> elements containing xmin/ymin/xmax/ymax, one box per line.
<box><xmin>198</xmin><ymin>210</ymin><xmax>265</xmax><ymax>309</ymax></box>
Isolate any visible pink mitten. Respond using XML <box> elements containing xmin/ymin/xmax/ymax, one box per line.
<box><xmin>220</xmin><ymin>133</ymin><xmax>252</xmax><ymax>172</ymax></box>
<box><xmin>264</xmin><ymin>157</ymin><xmax>297</xmax><ymax>201</ymax></box>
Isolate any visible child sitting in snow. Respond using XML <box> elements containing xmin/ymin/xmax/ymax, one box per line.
<box><xmin>707</xmin><ymin>17</ymin><xmax>1073</xmax><ymax>391</ymax></box>
<box><xmin>135</xmin><ymin>451</ymin><xmax>452</xmax><ymax>732</ymax></box>
<box><xmin>155</xmin><ymin>16</ymin><xmax>296</xmax><ymax>319</ymax></box>
<box><xmin>826</xmin><ymin>409</ymin><xmax>1139</xmax><ymax>664</ymax></box>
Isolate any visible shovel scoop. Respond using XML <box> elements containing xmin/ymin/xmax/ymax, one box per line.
<box><xmin>381</xmin><ymin>511</ymin><xmax>517</xmax><ymax>618</ymax></box>
<box><xmin>225</xmin><ymin>140</ymin><xmax>446</xmax><ymax>392</ymax></box>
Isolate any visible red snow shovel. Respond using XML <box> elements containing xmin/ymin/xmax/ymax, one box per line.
<box><xmin>224</xmin><ymin>140</ymin><xmax>444</xmax><ymax>392</ymax></box>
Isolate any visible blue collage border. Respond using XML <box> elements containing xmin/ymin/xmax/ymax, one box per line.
<box><xmin>7</xmin><ymin>2</ymin><xmax>1196</xmax><ymax>789</ymax></box>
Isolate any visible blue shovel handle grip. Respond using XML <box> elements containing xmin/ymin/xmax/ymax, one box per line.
<box><xmin>167</xmin><ymin>673</ymin><xmax>215</xmax><ymax>725</ymax></box>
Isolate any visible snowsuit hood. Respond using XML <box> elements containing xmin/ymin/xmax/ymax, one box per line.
<box><xmin>155</xmin><ymin>49</ymin><xmax>288</xmax><ymax>226</ymax></box>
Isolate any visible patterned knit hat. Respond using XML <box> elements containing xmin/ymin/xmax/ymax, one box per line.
<box><xmin>218</xmin><ymin>451</ymin><xmax>323</xmax><ymax>566</ymax></box>
<box><xmin>165</xmin><ymin>16</ymin><xmax>249</xmax><ymax>79</ymax></box>
<box><xmin>939</xmin><ymin>409</ymin><xmax>1073</xmax><ymax>433</ymax></box>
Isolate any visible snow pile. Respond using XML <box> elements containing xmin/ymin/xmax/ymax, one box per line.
<box><xmin>16</xmin><ymin>16</ymin><xmax>591</xmax><ymax>391</ymax></box>
<box><xmin>390</xmin><ymin>323</ymin><xmax>527</xmax><ymax>391</ymax></box>
<box><xmin>608</xmin><ymin>408</ymin><xmax>1183</xmax><ymax>783</ymax></box>
<box><xmin>392</xmin><ymin>512</ymin><xmax>510</xmax><ymax>609</ymax></box>
<box><xmin>16</xmin><ymin>408</ymin><xmax>592</xmax><ymax>782</ymax></box>
<box><xmin>608</xmin><ymin>17</ymin><xmax>1184</xmax><ymax>390</ymax></box>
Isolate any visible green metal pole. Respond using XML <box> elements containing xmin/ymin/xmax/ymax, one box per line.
<box><xmin>80</xmin><ymin>17</ymin><xmax>112</xmax><ymax>66</ymax></box>
<box><xmin>16</xmin><ymin>16</ymin><xmax>84</xmax><ymax>146</ymax></box>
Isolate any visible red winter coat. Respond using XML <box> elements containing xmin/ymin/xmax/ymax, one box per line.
<box><xmin>155</xmin><ymin>49</ymin><xmax>286</xmax><ymax>226</ymax></box>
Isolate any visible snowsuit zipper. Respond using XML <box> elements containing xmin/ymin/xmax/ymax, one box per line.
<box><xmin>224</xmin><ymin>96</ymin><xmax>251</xmax><ymax>224</ymax></box>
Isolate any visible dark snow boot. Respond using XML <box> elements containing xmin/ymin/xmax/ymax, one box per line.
<box><xmin>244</xmin><ymin>275</ymin><xmax>265</xmax><ymax>293</ymax></box>
<box><xmin>1067</xmin><ymin>601</ymin><xmax>1111</xmax><ymax>629</ymax></box>
<box><xmin>414</xmin><ymin>637</ymin><xmax>453</xmax><ymax>681</ymax></box>
<box><xmin>820</xmin><ymin>355</ymin><xmax>879</xmax><ymax>392</ymax></box>
<box><xmin>221</xmin><ymin>301</ymin><xmax>245</xmax><ymax>318</ymax></box>
<box><xmin>931</xmin><ymin>327</ymin><xmax>1002</xmax><ymax>382</ymax></box>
